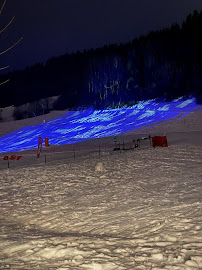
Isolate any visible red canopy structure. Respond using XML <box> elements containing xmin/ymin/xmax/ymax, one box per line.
<box><xmin>152</xmin><ymin>136</ymin><xmax>168</xmax><ymax>147</ymax></box>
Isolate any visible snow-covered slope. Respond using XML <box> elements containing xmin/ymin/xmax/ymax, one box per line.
<box><xmin>0</xmin><ymin>97</ymin><xmax>201</xmax><ymax>153</ymax></box>
<box><xmin>0</xmin><ymin>97</ymin><xmax>201</xmax><ymax>269</ymax></box>
<box><xmin>0</xmin><ymin>144</ymin><xmax>202</xmax><ymax>269</ymax></box>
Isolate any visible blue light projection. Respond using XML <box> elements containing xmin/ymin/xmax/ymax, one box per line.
<box><xmin>0</xmin><ymin>97</ymin><xmax>200</xmax><ymax>153</ymax></box>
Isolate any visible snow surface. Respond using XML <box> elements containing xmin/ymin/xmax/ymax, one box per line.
<box><xmin>0</xmin><ymin>102</ymin><xmax>202</xmax><ymax>269</ymax></box>
<box><xmin>0</xmin><ymin>97</ymin><xmax>200</xmax><ymax>153</ymax></box>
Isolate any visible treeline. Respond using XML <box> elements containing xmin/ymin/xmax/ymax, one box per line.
<box><xmin>1</xmin><ymin>10</ymin><xmax>202</xmax><ymax>116</ymax></box>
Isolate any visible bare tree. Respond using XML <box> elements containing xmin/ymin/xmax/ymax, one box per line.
<box><xmin>0</xmin><ymin>0</ymin><xmax>22</xmax><ymax>86</ymax></box>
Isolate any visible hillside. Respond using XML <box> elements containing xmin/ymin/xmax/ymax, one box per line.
<box><xmin>0</xmin><ymin>95</ymin><xmax>202</xmax><ymax>269</ymax></box>
<box><xmin>0</xmin><ymin>10</ymin><xmax>202</xmax><ymax>114</ymax></box>
<box><xmin>0</xmin><ymin>96</ymin><xmax>201</xmax><ymax>155</ymax></box>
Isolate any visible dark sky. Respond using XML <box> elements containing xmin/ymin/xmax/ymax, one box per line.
<box><xmin>1</xmin><ymin>0</ymin><xmax>202</xmax><ymax>73</ymax></box>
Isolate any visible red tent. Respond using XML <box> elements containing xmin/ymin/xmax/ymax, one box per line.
<box><xmin>152</xmin><ymin>136</ymin><xmax>168</xmax><ymax>147</ymax></box>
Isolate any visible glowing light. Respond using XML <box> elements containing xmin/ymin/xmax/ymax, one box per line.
<box><xmin>176</xmin><ymin>98</ymin><xmax>195</xmax><ymax>108</ymax></box>
<box><xmin>0</xmin><ymin>65</ymin><xmax>9</xmax><ymax>71</ymax></box>
<box><xmin>137</xmin><ymin>110</ymin><xmax>155</xmax><ymax>119</ymax></box>
<box><xmin>0</xmin><ymin>37</ymin><xmax>23</xmax><ymax>56</ymax></box>
<box><xmin>0</xmin><ymin>97</ymin><xmax>200</xmax><ymax>153</ymax></box>
<box><xmin>0</xmin><ymin>79</ymin><xmax>9</xmax><ymax>86</ymax></box>
<box><xmin>157</xmin><ymin>105</ymin><xmax>170</xmax><ymax>111</ymax></box>
<box><xmin>0</xmin><ymin>0</ymin><xmax>7</xmax><ymax>16</ymax></box>
<box><xmin>0</xmin><ymin>15</ymin><xmax>15</xmax><ymax>34</ymax></box>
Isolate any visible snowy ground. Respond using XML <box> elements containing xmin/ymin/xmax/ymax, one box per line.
<box><xmin>0</xmin><ymin>110</ymin><xmax>202</xmax><ymax>269</ymax></box>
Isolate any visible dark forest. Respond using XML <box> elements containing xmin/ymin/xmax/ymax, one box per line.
<box><xmin>1</xmin><ymin>10</ymin><xmax>202</xmax><ymax>118</ymax></box>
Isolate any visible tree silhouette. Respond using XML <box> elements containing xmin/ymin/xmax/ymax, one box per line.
<box><xmin>1</xmin><ymin>9</ymin><xmax>202</xmax><ymax>110</ymax></box>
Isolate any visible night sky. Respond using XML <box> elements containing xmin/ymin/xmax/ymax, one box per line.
<box><xmin>1</xmin><ymin>0</ymin><xmax>202</xmax><ymax>73</ymax></box>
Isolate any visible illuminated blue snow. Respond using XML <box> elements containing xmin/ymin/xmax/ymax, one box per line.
<box><xmin>0</xmin><ymin>97</ymin><xmax>200</xmax><ymax>153</ymax></box>
<box><xmin>176</xmin><ymin>98</ymin><xmax>196</xmax><ymax>108</ymax></box>
<box><xmin>157</xmin><ymin>105</ymin><xmax>170</xmax><ymax>111</ymax></box>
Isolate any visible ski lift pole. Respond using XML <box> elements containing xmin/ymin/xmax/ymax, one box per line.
<box><xmin>114</xmin><ymin>135</ymin><xmax>117</xmax><ymax>149</ymax></box>
<box><xmin>33</xmin><ymin>112</ymin><xmax>40</xmax><ymax>125</ymax></box>
<box><xmin>42</xmin><ymin>103</ymin><xmax>44</xmax><ymax>118</ymax></box>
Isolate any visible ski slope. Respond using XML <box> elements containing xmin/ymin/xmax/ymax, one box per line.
<box><xmin>0</xmin><ymin>97</ymin><xmax>200</xmax><ymax>153</ymax></box>
<box><xmin>0</xmin><ymin>97</ymin><xmax>202</xmax><ymax>269</ymax></box>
